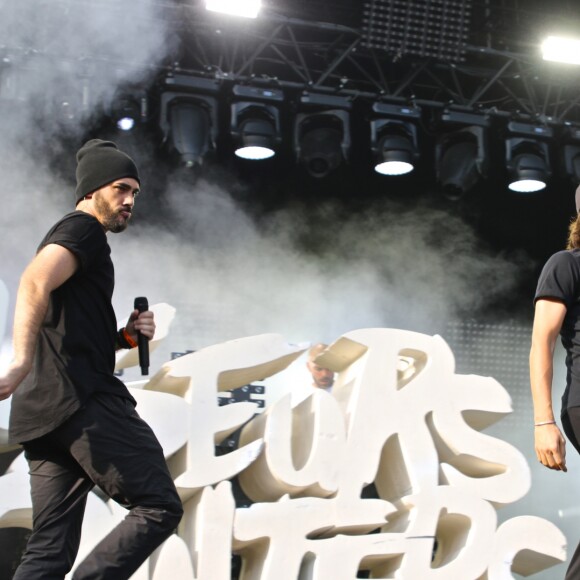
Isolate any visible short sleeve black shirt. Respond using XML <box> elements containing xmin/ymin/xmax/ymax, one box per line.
<box><xmin>535</xmin><ymin>249</ymin><xmax>580</xmax><ymax>410</ymax></box>
<box><xmin>9</xmin><ymin>211</ymin><xmax>134</xmax><ymax>443</ymax></box>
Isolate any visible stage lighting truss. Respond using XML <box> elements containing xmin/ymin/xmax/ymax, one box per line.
<box><xmin>294</xmin><ymin>108</ymin><xmax>351</xmax><ymax>179</ymax></box>
<box><xmin>506</xmin><ymin>122</ymin><xmax>553</xmax><ymax>194</ymax></box>
<box><xmin>435</xmin><ymin>113</ymin><xmax>489</xmax><ymax>199</ymax></box>
<box><xmin>231</xmin><ymin>85</ymin><xmax>283</xmax><ymax>161</ymax></box>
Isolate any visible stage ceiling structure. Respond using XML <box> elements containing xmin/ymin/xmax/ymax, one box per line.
<box><xmin>2</xmin><ymin>0</ymin><xmax>580</xmax><ymax>262</ymax></box>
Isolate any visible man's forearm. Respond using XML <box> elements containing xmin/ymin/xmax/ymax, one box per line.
<box><xmin>530</xmin><ymin>341</ymin><xmax>557</xmax><ymax>422</ymax></box>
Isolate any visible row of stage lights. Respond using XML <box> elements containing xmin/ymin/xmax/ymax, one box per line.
<box><xmin>191</xmin><ymin>0</ymin><xmax>580</xmax><ymax>197</ymax></box>
<box><xmin>110</xmin><ymin>73</ymin><xmax>580</xmax><ymax>198</ymax></box>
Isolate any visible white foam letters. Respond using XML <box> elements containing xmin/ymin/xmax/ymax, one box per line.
<box><xmin>0</xmin><ymin>320</ymin><xmax>568</xmax><ymax>578</ymax></box>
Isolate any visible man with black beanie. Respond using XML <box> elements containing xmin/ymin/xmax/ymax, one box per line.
<box><xmin>0</xmin><ymin>139</ymin><xmax>183</xmax><ymax>579</ymax></box>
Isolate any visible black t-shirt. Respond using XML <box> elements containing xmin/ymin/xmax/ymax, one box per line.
<box><xmin>9</xmin><ymin>211</ymin><xmax>134</xmax><ymax>444</ymax></box>
<box><xmin>535</xmin><ymin>249</ymin><xmax>580</xmax><ymax>410</ymax></box>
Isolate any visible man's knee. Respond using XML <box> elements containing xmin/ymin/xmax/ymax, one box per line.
<box><xmin>163</xmin><ymin>498</ymin><xmax>184</xmax><ymax>531</ymax></box>
<box><xmin>139</xmin><ymin>495</ymin><xmax>183</xmax><ymax>535</ymax></box>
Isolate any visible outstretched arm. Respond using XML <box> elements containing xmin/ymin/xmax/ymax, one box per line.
<box><xmin>0</xmin><ymin>244</ymin><xmax>78</xmax><ymax>400</ymax></box>
<box><xmin>530</xmin><ymin>297</ymin><xmax>568</xmax><ymax>471</ymax></box>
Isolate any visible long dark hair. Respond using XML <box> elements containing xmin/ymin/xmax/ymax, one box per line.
<box><xmin>567</xmin><ymin>213</ymin><xmax>580</xmax><ymax>249</ymax></box>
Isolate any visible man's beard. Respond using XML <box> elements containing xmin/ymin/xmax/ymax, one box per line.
<box><xmin>93</xmin><ymin>192</ymin><xmax>129</xmax><ymax>233</ymax></box>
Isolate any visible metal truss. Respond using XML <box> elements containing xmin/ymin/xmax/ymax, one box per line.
<box><xmin>170</xmin><ymin>6</ymin><xmax>580</xmax><ymax>126</ymax></box>
<box><xmin>1</xmin><ymin>2</ymin><xmax>580</xmax><ymax>128</ymax></box>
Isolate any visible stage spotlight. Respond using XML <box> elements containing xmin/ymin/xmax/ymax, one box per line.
<box><xmin>508</xmin><ymin>153</ymin><xmax>547</xmax><ymax>192</ymax></box>
<box><xmin>295</xmin><ymin>110</ymin><xmax>350</xmax><ymax>178</ymax></box>
<box><xmin>158</xmin><ymin>75</ymin><xmax>220</xmax><ymax>168</ymax></box>
<box><xmin>436</xmin><ymin>124</ymin><xmax>488</xmax><ymax>200</ymax></box>
<box><xmin>506</xmin><ymin>122</ymin><xmax>553</xmax><ymax>193</ymax></box>
<box><xmin>542</xmin><ymin>36</ymin><xmax>580</xmax><ymax>65</ymax></box>
<box><xmin>564</xmin><ymin>144</ymin><xmax>580</xmax><ymax>183</ymax></box>
<box><xmin>561</xmin><ymin>128</ymin><xmax>580</xmax><ymax>184</ymax></box>
<box><xmin>111</xmin><ymin>94</ymin><xmax>144</xmax><ymax>132</ymax></box>
<box><xmin>506</xmin><ymin>141</ymin><xmax>550</xmax><ymax>193</ymax></box>
<box><xmin>42</xmin><ymin>80</ymin><xmax>90</xmax><ymax>129</ymax></box>
<box><xmin>205</xmin><ymin>0</ymin><xmax>261</xmax><ymax>19</ymax></box>
<box><xmin>161</xmin><ymin>97</ymin><xmax>215</xmax><ymax>168</ymax></box>
<box><xmin>372</xmin><ymin>121</ymin><xmax>418</xmax><ymax>175</ymax></box>
<box><xmin>233</xmin><ymin>107</ymin><xmax>277</xmax><ymax>160</ymax></box>
<box><xmin>168</xmin><ymin>100</ymin><xmax>214</xmax><ymax>167</ymax></box>
<box><xmin>370</xmin><ymin>103</ymin><xmax>421</xmax><ymax>176</ymax></box>
<box><xmin>231</xmin><ymin>88</ymin><xmax>282</xmax><ymax>160</ymax></box>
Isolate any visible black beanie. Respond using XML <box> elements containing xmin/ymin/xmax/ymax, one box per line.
<box><xmin>75</xmin><ymin>139</ymin><xmax>140</xmax><ymax>204</ymax></box>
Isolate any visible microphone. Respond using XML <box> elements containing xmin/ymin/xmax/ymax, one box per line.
<box><xmin>134</xmin><ymin>296</ymin><xmax>150</xmax><ymax>375</ymax></box>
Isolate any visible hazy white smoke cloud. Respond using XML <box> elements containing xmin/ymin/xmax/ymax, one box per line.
<box><xmin>0</xmin><ymin>0</ymin><xmax>173</xmax><ymax>287</ymax></box>
<box><xmin>0</xmin><ymin>0</ymin><xmax>174</xmax><ymax>155</ymax></box>
<box><xmin>109</xmin><ymin>178</ymin><xmax>528</xmax><ymax>357</ymax></box>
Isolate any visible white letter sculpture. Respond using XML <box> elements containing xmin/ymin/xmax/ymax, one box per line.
<box><xmin>0</xmin><ymin>303</ymin><xmax>567</xmax><ymax>579</ymax></box>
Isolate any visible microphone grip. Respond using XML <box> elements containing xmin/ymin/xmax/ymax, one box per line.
<box><xmin>134</xmin><ymin>296</ymin><xmax>149</xmax><ymax>375</ymax></box>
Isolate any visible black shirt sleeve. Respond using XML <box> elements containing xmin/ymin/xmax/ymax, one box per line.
<box><xmin>535</xmin><ymin>250</ymin><xmax>580</xmax><ymax>309</ymax></box>
<box><xmin>39</xmin><ymin>211</ymin><xmax>106</xmax><ymax>272</ymax></box>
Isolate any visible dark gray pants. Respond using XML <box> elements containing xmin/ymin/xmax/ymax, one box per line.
<box><xmin>562</xmin><ymin>407</ymin><xmax>580</xmax><ymax>580</ymax></box>
<box><xmin>13</xmin><ymin>393</ymin><xmax>183</xmax><ymax>580</ymax></box>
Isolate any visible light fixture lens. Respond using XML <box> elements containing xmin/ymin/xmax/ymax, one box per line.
<box><xmin>374</xmin><ymin>160</ymin><xmax>414</xmax><ymax>176</ymax></box>
<box><xmin>541</xmin><ymin>36</ymin><xmax>580</xmax><ymax>65</ymax></box>
<box><xmin>234</xmin><ymin>114</ymin><xmax>277</xmax><ymax>160</ymax></box>
<box><xmin>117</xmin><ymin>117</ymin><xmax>135</xmax><ymax>131</ymax></box>
<box><xmin>235</xmin><ymin>146</ymin><xmax>275</xmax><ymax>160</ymax></box>
<box><xmin>509</xmin><ymin>151</ymin><xmax>548</xmax><ymax>193</ymax></box>
<box><xmin>298</xmin><ymin>124</ymin><xmax>344</xmax><ymax>178</ymax></box>
<box><xmin>508</xmin><ymin>179</ymin><xmax>546</xmax><ymax>193</ymax></box>
<box><xmin>205</xmin><ymin>0</ymin><xmax>261</xmax><ymax>18</ymax></box>
<box><xmin>374</xmin><ymin>131</ymin><xmax>416</xmax><ymax>176</ymax></box>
